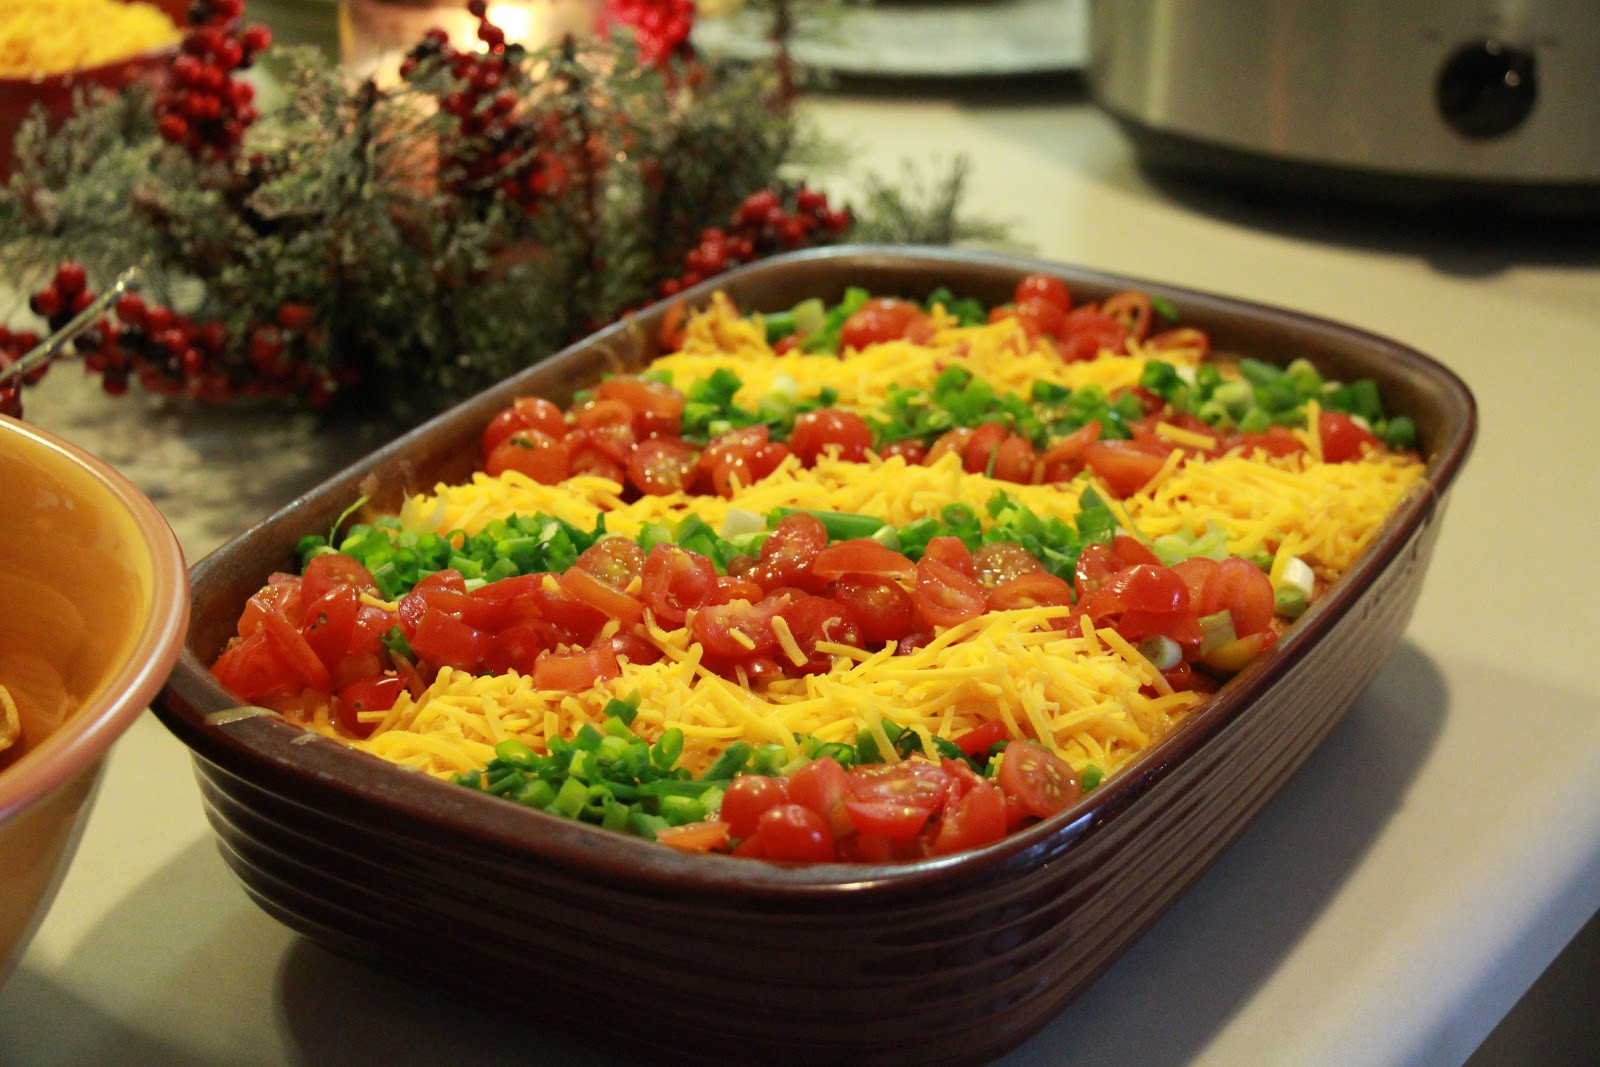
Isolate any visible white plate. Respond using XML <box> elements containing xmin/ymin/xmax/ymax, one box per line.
<box><xmin>692</xmin><ymin>0</ymin><xmax>1086</xmax><ymax>78</ymax></box>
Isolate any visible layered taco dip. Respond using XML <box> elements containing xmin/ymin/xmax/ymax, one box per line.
<box><xmin>211</xmin><ymin>275</ymin><xmax>1426</xmax><ymax>863</ymax></box>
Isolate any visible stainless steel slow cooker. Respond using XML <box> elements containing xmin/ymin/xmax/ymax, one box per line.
<box><xmin>1087</xmin><ymin>1</ymin><xmax>1600</xmax><ymax>212</ymax></box>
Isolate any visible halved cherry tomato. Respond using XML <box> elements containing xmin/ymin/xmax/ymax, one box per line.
<box><xmin>211</xmin><ymin>631</ymin><xmax>300</xmax><ymax>702</ymax></box>
<box><xmin>750</xmin><ymin>512</ymin><xmax>828</xmax><ymax>593</ymax></box>
<box><xmin>301</xmin><ymin>552</ymin><xmax>379</xmax><ymax>603</ymax></box>
<box><xmin>301</xmin><ymin>584</ymin><xmax>361</xmax><ymax>674</ymax></box>
<box><xmin>952</xmin><ymin>720</ymin><xmax>1007</xmax><ymax>757</ymax></box>
<box><xmin>1228</xmin><ymin>425</ymin><xmax>1306</xmax><ymax>458</ymax></box>
<box><xmin>1147</xmin><ymin>327</ymin><xmax>1209</xmax><ymax>356</ymax></box>
<box><xmin>991</xmin><ymin>433</ymin><xmax>1039</xmax><ymax>483</ymax></box>
<box><xmin>786</xmin><ymin>756</ymin><xmax>850</xmax><ymax>828</ymax></box>
<box><xmin>879</xmin><ymin>438</ymin><xmax>929</xmax><ymax>465</ymax></box>
<box><xmin>1319</xmin><ymin>411</ymin><xmax>1379</xmax><ymax>463</ymax></box>
<box><xmin>627</xmin><ymin>436</ymin><xmax>699</xmax><ymax>496</ymax></box>
<box><xmin>596</xmin><ymin>375</ymin><xmax>685</xmax><ymax>439</ymax></box>
<box><xmin>1056</xmin><ymin>307</ymin><xmax>1128</xmax><ymax>362</ymax></box>
<box><xmin>1100</xmin><ymin>291</ymin><xmax>1153</xmax><ymax>342</ymax></box>
<box><xmin>334</xmin><ymin>674</ymin><xmax>403</xmax><ymax>739</ymax></box>
<box><xmin>1200</xmin><ymin>556</ymin><xmax>1276</xmax><ymax>637</ymax></box>
<box><xmin>575</xmin><ymin>536</ymin><xmax>646</xmax><ymax>588</ymax></box>
<box><xmin>848</xmin><ymin>759</ymin><xmax>950</xmax><ymax>811</ymax></box>
<box><xmin>691</xmin><ymin>596</ymin><xmax>786</xmax><ymax>661</ymax></box>
<box><xmin>558</xmin><ymin>567</ymin><xmax>644</xmax><ymax>628</ymax></box>
<box><xmin>810</xmin><ymin>539</ymin><xmax>916</xmax><ymax>582</ymax></box>
<box><xmin>843</xmin><ymin>799</ymin><xmax>933</xmax><ymax>843</ymax></box>
<box><xmin>987</xmin><ymin>572</ymin><xmax>1076</xmax><ymax>612</ymax></box>
<box><xmin>913</xmin><ymin>556</ymin><xmax>986</xmax><ymax>629</ymax></box>
<box><xmin>1111</xmin><ymin>533</ymin><xmax>1162</xmax><ymax>569</ymax></box>
<box><xmin>1083</xmin><ymin>438</ymin><xmax>1173</xmax><ymax>497</ymax></box>
<box><xmin>839</xmin><ymin>298</ymin><xmax>933</xmax><ymax>351</ymax></box>
<box><xmin>1039</xmin><ymin>420</ymin><xmax>1101</xmax><ymax>482</ymax></box>
<box><xmin>775</xmin><ymin>595</ymin><xmax>862</xmax><ymax>673</ymax></box>
<box><xmin>532</xmin><ymin>643</ymin><xmax>620</xmax><ymax>691</ymax></box>
<box><xmin>408</xmin><ymin>608</ymin><xmax>488</xmax><ymax>673</ymax></box>
<box><xmin>754</xmin><ymin>803</ymin><xmax>836</xmax><ymax>862</ymax></box>
<box><xmin>973</xmin><ymin>541</ymin><xmax>1045</xmax><ymax>591</ymax></box>
<box><xmin>788</xmin><ymin>409</ymin><xmax>874</xmax><ymax>465</ymax></box>
<box><xmin>481</xmin><ymin>619</ymin><xmax>561</xmax><ymax>676</ymax></box>
<box><xmin>485</xmin><ymin>429</ymin><xmax>573</xmax><ymax>484</ymax></box>
<box><xmin>998</xmin><ymin>742</ymin><xmax>1081</xmax><ymax>819</ymax></box>
<box><xmin>707</xmin><ymin>575</ymin><xmax>765</xmax><ymax>606</ymax></box>
<box><xmin>259</xmin><ymin>610</ymin><xmax>333</xmax><ymax>689</ymax></box>
<box><xmin>604</xmin><ymin>630</ymin><xmax>665</xmax><ymax>667</ymax></box>
<box><xmin>525</xmin><ymin>579</ymin><xmax>608</xmax><ymax>644</ymax></box>
<box><xmin>571</xmin><ymin>420</ymin><xmax>636</xmax><ymax>464</ymax></box>
<box><xmin>1014</xmin><ymin>273</ymin><xmax>1071</xmax><ymax>312</ymax></box>
<box><xmin>1078</xmin><ymin>564</ymin><xmax>1190</xmax><ymax>620</ymax></box>
<box><xmin>720</xmin><ymin>774</ymin><xmax>789</xmax><ymax>838</ymax></box>
<box><xmin>831</xmin><ymin>575</ymin><xmax>918</xmax><ymax>647</ymax></box>
<box><xmin>699</xmin><ymin>426</ymin><xmax>789</xmax><ymax>497</ymax></box>
<box><xmin>1013</xmin><ymin>297</ymin><xmax>1066</xmax><ymax>341</ymax></box>
<box><xmin>481</xmin><ymin>396</ymin><xmax>567</xmax><ymax>456</ymax></box>
<box><xmin>922</xmin><ymin>535</ymin><xmax>975</xmax><ymax>578</ymax></box>
<box><xmin>640</xmin><ymin>543</ymin><xmax>718</xmax><ymax>628</ymax></box>
<box><xmin>1171</xmin><ymin>557</ymin><xmax>1220</xmax><ymax>605</ymax></box>
<box><xmin>931</xmin><ymin>780</ymin><xmax>1006</xmax><ymax>855</ymax></box>
<box><xmin>961</xmin><ymin>423</ymin><xmax>1009</xmax><ymax>476</ymax></box>
<box><xmin>573</xmin><ymin>397</ymin><xmax>635</xmax><ymax>434</ymax></box>
<box><xmin>237</xmin><ymin>577</ymin><xmax>303</xmax><ymax>637</ymax></box>
<box><xmin>926</xmin><ymin>427</ymin><xmax>974</xmax><ymax>466</ymax></box>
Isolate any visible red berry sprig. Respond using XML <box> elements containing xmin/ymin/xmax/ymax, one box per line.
<box><xmin>599</xmin><ymin>0</ymin><xmax>696</xmax><ymax>69</ymax></box>
<box><xmin>14</xmin><ymin>262</ymin><xmax>347</xmax><ymax>410</ymax></box>
<box><xmin>398</xmin><ymin>13</ymin><xmax>568</xmax><ymax>215</ymax></box>
<box><xmin>658</xmin><ymin>185</ymin><xmax>852</xmax><ymax>297</ymax></box>
<box><xmin>154</xmin><ymin>2</ymin><xmax>272</xmax><ymax>162</ymax></box>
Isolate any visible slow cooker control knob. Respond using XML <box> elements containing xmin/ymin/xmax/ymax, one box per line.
<box><xmin>1436</xmin><ymin>39</ymin><xmax>1538</xmax><ymax>139</ymax></box>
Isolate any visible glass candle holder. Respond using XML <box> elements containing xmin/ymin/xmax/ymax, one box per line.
<box><xmin>339</xmin><ymin>0</ymin><xmax>600</xmax><ymax>84</ymax></box>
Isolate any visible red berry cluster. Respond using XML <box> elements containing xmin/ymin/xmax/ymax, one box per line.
<box><xmin>599</xmin><ymin>0</ymin><xmax>696</xmax><ymax>69</ymax></box>
<box><xmin>658</xmin><ymin>186</ymin><xmax>852</xmax><ymax>297</ymax></box>
<box><xmin>0</xmin><ymin>326</ymin><xmax>44</xmax><ymax>418</ymax></box>
<box><xmin>244</xmin><ymin>302</ymin><xmax>347</xmax><ymax>408</ymax></box>
<box><xmin>399</xmin><ymin>12</ymin><xmax>566</xmax><ymax>213</ymax></box>
<box><xmin>155</xmin><ymin>0</ymin><xmax>271</xmax><ymax>162</ymax></box>
<box><xmin>14</xmin><ymin>261</ymin><xmax>347</xmax><ymax>409</ymax></box>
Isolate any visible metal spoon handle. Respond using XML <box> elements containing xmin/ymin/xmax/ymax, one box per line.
<box><xmin>0</xmin><ymin>265</ymin><xmax>143</xmax><ymax>387</ymax></box>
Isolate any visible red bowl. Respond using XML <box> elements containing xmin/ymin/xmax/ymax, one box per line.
<box><xmin>154</xmin><ymin>246</ymin><xmax>1476</xmax><ymax>1064</ymax></box>
<box><xmin>0</xmin><ymin>0</ymin><xmax>188</xmax><ymax>178</ymax></box>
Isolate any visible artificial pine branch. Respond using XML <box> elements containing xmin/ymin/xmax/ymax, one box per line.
<box><xmin>0</xmin><ymin>1</ymin><xmax>1004</xmax><ymax>424</ymax></box>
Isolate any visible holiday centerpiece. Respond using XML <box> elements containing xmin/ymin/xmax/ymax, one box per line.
<box><xmin>0</xmin><ymin>0</ymin><xmax>998</xmax><ymax>421</ymax></box>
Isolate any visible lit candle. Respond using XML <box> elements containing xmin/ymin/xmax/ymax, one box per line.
<box><xmin>338</xmin><ymin>0</ymin><xmax>600</xmax><ymax>84</ymax></box>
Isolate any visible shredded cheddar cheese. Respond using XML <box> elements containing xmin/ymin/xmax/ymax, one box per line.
<box><xmin>285</xmin><ymin>294</ymin><xmax>1427</xmax><ymax>798</ymax></box>
<box><xmin>322</xmin><ymin>607</ymin><xmax>1204</xmax><ymax>781</ymax></box>
<box><xmin>0</xmin><ymin>0</ymin><xmax>181</xmax><ymax>77</ymax></box>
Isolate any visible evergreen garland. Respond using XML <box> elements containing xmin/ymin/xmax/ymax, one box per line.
<box><xmin>0</xmin><ymin>0</ymin><xmax>1001</xmax><ymax>421</ymax></box>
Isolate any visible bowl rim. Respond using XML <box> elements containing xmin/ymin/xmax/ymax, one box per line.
<box><xmin>0</xmin><ymin>415</ymin><xmax>190</xmax><ymax>819</ymax></box>
<box><xmin>155</xmin><ymin>244</ymin><xmax>1477</xmax><ymax>895</ymax></box>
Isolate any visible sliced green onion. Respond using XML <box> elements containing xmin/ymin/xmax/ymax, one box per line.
<box><xmin>1198</xmin><ymin>610</ymin><xmax>1237</xmax><ymax>654</ymax></box>
<box><xmin>1137</xmin><ymin>635</ymin><xmax>1183</xmax><ymax>671</ymax></box>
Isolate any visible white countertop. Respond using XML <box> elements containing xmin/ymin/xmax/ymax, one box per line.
<box><xmin>5</xmin><ymin>73</ymin><xmax>1600</xmax><ymax>1066</ymax></box>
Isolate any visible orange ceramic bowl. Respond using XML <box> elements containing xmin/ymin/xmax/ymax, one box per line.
<box><xmin>0</xmin><ymin>0</ymin><xmax>188</xmax><ymax>178</ymax></box>
<box><xmin>0</xmin><ymin>415</ymin><xmax>189</xmax><ymax>984</ymax></box>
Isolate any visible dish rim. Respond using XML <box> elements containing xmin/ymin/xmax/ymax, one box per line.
<box><xmin>155</xmin><ymin>243</ymin><xmax>1477</xmax><ymax>895</ymax></box>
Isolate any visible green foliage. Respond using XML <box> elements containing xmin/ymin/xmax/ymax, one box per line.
<box><xmin>0</xmin><ymin>30</ymin><xmax>999</xmax><ymax>422</ymax></box>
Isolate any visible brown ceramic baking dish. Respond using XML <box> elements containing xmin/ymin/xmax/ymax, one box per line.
<box><xmin>155</xmin><ymin>246</ymin><xmax>1475</xmax><ymax>1065</ymax></box>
